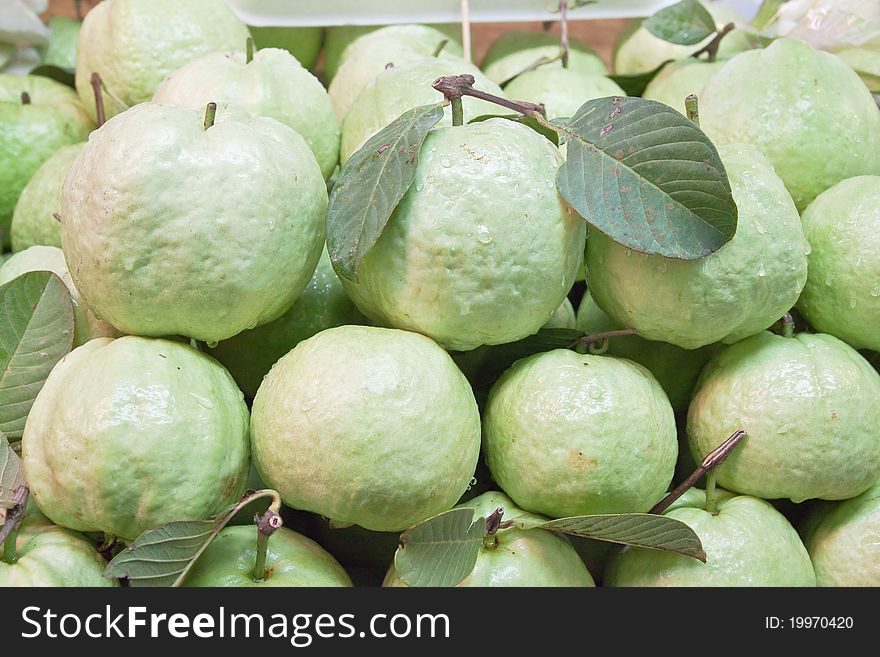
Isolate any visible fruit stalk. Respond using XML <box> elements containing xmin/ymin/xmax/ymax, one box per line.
<box><xmin>432</xmin><ymin>39</ymin><xmax>449</xmax><ymax>58</ymax></box>
<box><xmin>20</xmin><ymin>91</ymin><xmax>30</xmax><ymax>105</ymax></box>
<box><xmin>451</xmin><ymin>97</ymin><xmax>464</xmax><ymax>126</ymax></box>
<box><xmin>559</xmin><ymin>0</ymin><xmax>570</xmax><ymax>69</ymax></box>
<box><xmin>90</xmin><ymin>72</ymin><xmax>106</xmax><ymax>128</ymax></box>
<box><xmin>705</xmin><ymin>470</ymin><xmax>719</xmax><ymax>514</ymax></box>
<box><xmin>432</xmin><ymin>74</ymin><xmax>547</xmax><ymax>119</ymax></box>
<box><xmin>781</xmin><ymin>312</ymin><xmax>795</xmax><ymax>338</ymax></box>
<box><xmin>569</xmin><ymin>328</ymin><xmax>638</xmax><ymax>350</ymax></box>
<box><xmin>246</xmin><ymin>37</ymin><xmax>254</xmax><ymax>64</ymax></box>
<box><xmin>481</xmin><ymin>506</ymin><xmax>508</xmax><ymax>550</ymax></box>
<box><xmin>251</xmin><ymin>502</ymin><xmax>283</xmax><ymax>582</ymax></box>
<box><xmin>204</xmin><ymin>102</ymin><xmax>218</xmax><ymax>130</ymax></box>
<box><xmin>685</xmin><ymin>94</ymin><xmax>700</xmax><ymax>126</ymax></box>
<box><xmin>691</xmin><ymin>23</ymin><xmax>735</xmax><ymax>62</ymax></box>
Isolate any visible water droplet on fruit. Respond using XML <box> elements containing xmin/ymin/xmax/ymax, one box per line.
<box><xmin>870</xmin><ymin>285</ymin><xmax>880</xmax><ymax>297</ymax></box>
<box><xmin>476</xmin><ymin>225</ymin><xmax>492</xmax><ymax>244</ymax></box>
<box><xmin>426</xmin><ymin>175</ymin><xmax>436</xmax><ymax>184</ymax></box>
<box><xmin>776</xmin><ymin>423</ymin><xmax>791</xmax><ymax>434</ymax></box>
<box><xmin>656</xmin><ymin>262</ymin><xmax>667</xmax><ymax>273</ymax></box>
<box><xmin>803</xmin><ymin>241</ymin><xmax>812</xmax><ymax>255</ymax></box>
<box><xmin>415</xmin><ymin>183</ymin><xmax>424</xmax><ymax>191</ymax></box>
<box><xmin>757</xmin><ymin>264</ymin><xmax>766</xmax><ymax>277</ymax></box>
<box><xmin>755</xmin><ymin>222</ymin><xmax>766</xmax><ymax>235</ymax></box>
<box><xmin>849</xmin><ymin>299</ymin><xmax>857</xmax><ymax>309</ymax></box>
<box><xmin>440</xmin><ymin>158</ymin><xmax>452</xmax><ymax>168</ymax></box>
<box><xmin>268</xmin><ymin>221</ymin><xmax>275</xmax><ymax>231</ymax></box>
<box><xmin>301</xmin><ymin>397</ymin><xmax>318</xmax><ymax>412</ymax></box>
<box><xmin>206</xmin><ymin>340</ymin><xmax>218</xmax><ymax>348</ymax></box>
<box><xmin>189</xmin><ymin>393</ymin><xmax>213</xmax><ymax>409</ymax></box>
<box><xmin>824</xmin><ymin>275</ymin><xmax>833</xmax><ymax>286</ymax></box>
<box><xmin>624</xmin><ymin>249</ymin><xmax>632</xmax><ymax>257</ymax></box>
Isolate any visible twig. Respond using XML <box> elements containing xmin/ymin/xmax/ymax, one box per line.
<box><xmin>690</xmin><ymin>23</ymin><xmax>735</xmax><ymax>62</ymax></box>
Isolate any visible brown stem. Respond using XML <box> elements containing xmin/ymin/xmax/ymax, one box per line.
<box><xmin>650</xmin><ymin>429</ymin><xmax>747</xmax><ymax>515</ymax></box>
<box><xmin>691</xmin><ymin>23</ymin><xmax>735</xmax><ymax>62</ymax></box>
<box><xmin>251</xmin><ymin>509</ymin><xmax>283</xmax><ymax>582</ymax></box>
<box><xmin>432</xmin><ymin>39</ymin><xmax>449</xmax><ymax>58</ymax></box>
<box><xmin>559</xmin><ymin>1</ymin><xmax>570</xmax><ymax>68</ymax></box>
<box><xmin>90</xmin><ymin>72</ymin><xmax>106</xmax><ymax>128</ymax></box>
<box><xmin>569</xmin><ymin>328</ymin><xmax>638</xmax><ymax>350</ymax></box>
<box><xmin>52</xmin><ymin>213</ymin><xmax>62</xmax><ymax>223</ymax></box>
<box><xmin>432</xmin><ymin>74</ymin><xmax>547</xmax><ymax>118</ymax></box>
<box><xmin>20</xmin><ymin>91</ymin><xmax>31</xmax><ymax>105</ymax></box>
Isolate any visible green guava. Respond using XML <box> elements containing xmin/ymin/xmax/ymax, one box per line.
<box><xmin>384</xmin><ymin>491</ymin><xmax>595</xmax><ymax>587</ymax></box>
<box><xmin>543</xmin><ymin>298</ymin><xmax>576</xmax><ymax>329</ymax></box>
<box><xmin>11</xmin><ymin>142</ymin><xmax>81</xmax><ymax>251</ymax></box>
<box><xmin>700</xmin><ymin>38</ymin><xmax>880</xmax><ymax>211</ymax></box>
<box><xmin>605</xmin><ymin>488</ymin><xmax>815</xmax><ymax>586</ymax></box>
<box><xmin>247</xmin><ymin>25</ymin><xmax>323</xmax><ymax>70</ymax></box>
<box><xmin>502</xmin><ymin>68</ymin><xmax>624</xmax><ymax>120</ymax></box>
<box><xmin>0</xmin><ymin>44</ymin><xmax>13</xmax><ymax>69</ymax></box>
<box><xmin>0</xmin><ymin>74</ymin><xmax>93</xmax><ymax>247</ymax></box>
<box><xmin>183</xmin><ymin>525</ymin><xmax>352</xmax><ymax>587</ymax></box>
<box><xmin>0</xmin><ymin>245</ymin><xmax>119</xmax><ymax>345</ymax></box>
<box><xmin>328</xmin><ymin>25</ymin><xmax>464</xmax><ymax>119</ymax></box>
<box><xmin>0</xmin><ymin>516</ymin><xmax>117</xmax><ymax>587</ymax></box>
<box><xmin>250</xmin><ymin>325</ymin><xmax>481</xmax><ymax>532</ymax></box>
<box><xmin>206</xmin><ymin>248</ymin><xmax>368</xmax><ymax>399</ymax></box>
<box><xmin>75</xmin><ymin>0</ymin><xmax>250</xmax><ymax>122</ymax></box>
<box><xmin>797</xmin><ymin>176</ymin><xmax>880</xmax><ymax>351</ymax></box>
<box><xmin>642</xmin><ymin>58</ymin><xmax>725</xmax><ymax>114</ymax></box>
<box><xmin>153</xmin><ymin>47</ymin><xmax>340</xmax><ymax>179</ymax></box>
<box><xmin>342</xmin><ymin>119</ymin><xmax>585</xmax><ymax>351</ymax></box>
<box><xmin>340</xmin><ymin>57</ymin><xmax>504</xmax><ymax>163</ymax></box>
<box><xmin>60</xmin><ymin>102</ymin><xmax>327</xmax><ymax>343</ymax></box>
<box><xmin>586</xmin><ymin>143</ymin><xmax>808</xmax><ymax>349</ymax></box>
<box><xmin>483</xmin><ymin>348</ymin><xmax>677</xmax><ymax>518</ymax></box>
<box><xmin>22</xmin><ymin>336</ymin><xmax>250</xmax><ymax>541</ymax></box>
<box><xmin>799</xmin><ymin>480</ymin><xmax>880</xmax><ymax>587</ymax></box>
<box><xmin>688</xmin><ymin>331</ymin><xmax>880</xmax><ymax>502</ymax></box>
<box><xmin>40</xmin><ymin>16</ymin><xmax>80</xmax><ymax>70</ymax></box>
<box><xmin>835</xmin><ymin>47</ymin><xmax>880</xmax><ymax>92</ymax></box>
<box><xmin>480</xmin><ymin>31</ymin><xmax>606</xmax><ymax>85</ymax></box>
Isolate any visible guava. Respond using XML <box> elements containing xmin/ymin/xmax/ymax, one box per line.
<box><xmin>75</xmin><ymin>0</ymin><xmax>250</xmax><ymax>122</ymax></box>
<box><xmin>22</xmin><ymin>336</ymin><xmax>250</xmax><ymax>541</ymax></box>
<box><xmin>796</xmin><ymin>176</ymin><xmax>880</xmax><ymax>351</ymax></box>
<box><xmin>183</xmin><ymin>526</ymin><xmax>352</xmax><ymax>587</ymax></box>
<box><xmin>60</xmin><ymin>102</ymin><xmax>326</xmax><ymax>343</ymax></box>
<box><xmin>835</xmin><ymin>46</ymin><xmax>880</xmax><ymax>92</ymax></box>
<box><xmin>586</xmin><ymin>143</ymin><xmax>808</xmax><ymax>349</ymax></box>
<box><xmin>700</xmin><ymin>38</ymin><xmax>880</xmax><ymax>211</ymax></box>
<box><xmin>800</xmin><ymin>480</ymin><xmax>880</xmax><ymax>587</ymax></box>
<box><xmin>0</xmin><ymin>74</ymin><xmax>93</xmax><ymax>247</ymax></box>
<box><xmin>342</xmin><ymin>119</ymin><xmax>585</xmax><ymax>351</ymax></box>
<box><xmin>0</xmin><ymin>516</ymin><xmax>117</xmax><ymax>587</ymax></box>
<box><xmin>642</xmin><ymin>58</ymin><xmax>725</xmax><ymax>114</ymax></box>
<box><xmin>10</xmin><ymin>142</ymin><xmax>81</xmax><ymax>251</ymax></box>
<box><xmin>0</xmin><ymin>44</ymin><xmax>13</xmax><ymax>69</ymax></box>
<box><xmin>0</xmin><ymin>245</ymin><xmax>119</xmax><ymax>345</ymax></box>
<box><xmin>250</xmin><ymin>325</ymin><xmax>481</xmax><ymax>532</ymax></box>
<box><xmin>613</xmin><ymin>2</ymin><xmax>750</xmax><ymax>75</ymax></box>
<box><xmin>605</xmin><ymin>488</ymin><xmax>815</xmax><ymax>586</ymax></box>
<box><xmin>543</xmin><ymin>298</ymin><xmax>576</xmax><ymax>329</ymax></box>
<box><xmin>576</xmin><ymin>290</ymin><xmax>716</xmax><ymax>410</ymax></box>
<box><xmin>206</xmin><ymin>248</ymin><xmax>368</xmax><ymax>399</ymax></box>
<box><xmin>247</xmin><ymin>25</ymin><xmax>323</xmax><ymax>70</ymax></box>
<box><xmin>340</xmin><ymin>57</ymin><xmax>505</xmax><ymax>163</ymax></box>
<box><xmin>328</xmin><ymin>25</ymin><xmax>464</xmax><ymax>120</ymax></box>
<box><xmin>502</xmin><ymin>68</ymin><xmax>624</xmax><ymax>120</ymax></box>
<box><xmin>483</xmin><ymin>348</ymin><xmax>677</xmax><ymax>518</ymax></box>
<box><xmin>384</xmin><ymin>491</ymin><xmax>595</xmax><ymax>587</ymax></box>
<box><xmin>40</xmin><ymin>16</ymin><xmax>80</xmax><ymax>70</ymax></box>
<box><xmin>688</xmin><ymin>331</ymin><xmax>880</xmax><ymax>502</ymax></box>
<box><xmin>153</xmin><ymin>47</ymin><xmax>340</xmax><ymax>179</ymax></box>
<box><xmin>480</xmin><ymin>31</ymin><xmax>606</xmax><ymax>85</ymax></box>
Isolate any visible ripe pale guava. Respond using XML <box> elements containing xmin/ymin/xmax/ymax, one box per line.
<box><xmin>543</xmin><ymin>297</ymin><xmax>576</xmax><ymax>329</ymax></box>
<box><xmin>250</xmin><ymin>326</ymin><xmax>481</xmax><ymax>532</ymax></box>
<box><xmin>247</xmin><ymin>26</ymin><xmax>323</xmax><ymax>70</ymax></box>
<box><xmin>22</xmin><ymin>336</ymin><xmax>250</xmax><ymax>541</ymax></box>
<box><xmin>40</xmin><ymin>16</ymin><xmax>80</xmax><ymax>70</ymax></box>
<box><xmin>481</xmin><ymin>31</ymin><xmax>606</xmax><ymax>85</ymax></box>
<box><xmin>836</xmin><ymin>47</ymin><xmax>880</xmax><ymax>92</ymax></box>
<box><xmin>642</xmin><ymin>58</ymin><xmax>725</xmax><ymax>114</ymax></box>
<box><xmin>502</xmin><ymin>68</ymin><xmax>624</xmax><ymax>120</ymax></box>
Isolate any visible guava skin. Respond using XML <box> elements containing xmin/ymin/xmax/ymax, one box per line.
<box><xmin>22</xmin><ymin>336</ymin><xmax>250</xmax><ymax>541</ymax></box>
<box><xmin>481</xmin><ymin>31</ymin><xmax>606</xmax><ymax>85</ymax></box>
<box><xmin>797</xmin><ymin>176</ymin><xmax>880</xmax><ymax>352</ymax></box>
<box><xmin>74</xmin><ymin>0</ymin><xmax>250</xmax><ymax>122</ymax></box>
<box><xmin>40</xmin><ymin>16</ymin><xmax>80</xmax><ymax>70</ymax></box>
<box><xmin>700</xmin><ymin>38</ymin><xmax>880</xmax><ymax>211</ymax></box>
<box><xmin>502</xmin><ymin>68</ymin><xmax>625</xmax><ymax>120</ymax></box>
<box><xmin>0</xmin><ymin>517</ymin><xmax>117</xmax><ymax>587</ymax></box>
<box><xmin>800</xmin><ymin>480</ymin><xmax>880</xmax><ymax>587</ymax></box>
<box><xmin>183</xmin><ymin>526</ymin><xmax>352</xmax><ymax>587</ymax></box>
<box><xmin>60</xmin><ymin>102</ymin><xmax>327</xmax><ymax>343</ymax></box>
<box><xmin>688</xmin><ymin>332</ymin><xmax>880</xmax><ymax>503</ymax></box>
<box><xmin>836</xmin><ymin>47</ymin><xmax>880</xmax><ymax>92</ymax></box>
<box><xmin>605</xmin><ymin>488</ymin><xmax>816</xmax><ymax>587</ymax></box>
<box><xmin>586</xmin><ymin>143</ymin><xmax>808</xmax><ymax>350</ymax></box>
<box><xmin>0</xmin><ymin>74</ymin><xmax>93</xmax><ymax>247</ymax></box>
<box><xmin>643</xmin><ymin>59</ymin><xmax>725</xmax><ymax>114</ymax></box>
<box><xmin>483</xmin><ymin>349</ymin><xmax>678</xmax><ymax>518</ymax></box>
<box><xmin>342</xmin><ymin>119</ymin><xmax>585</xmax><ymax>352</ymax></box>
<box><xmin>383</xmin><ymin>491</ymin><xmax>595</xmax><ymax>587</ymax></box>
<box><xmin>153</xmin><ymin>48</ymin><xmax>340</xmax><ymax>179</ymax></box>
<box><xmin>247</xmin><ymin>26</ymin><xmax>323</xmax><ymax>70</ymax></box>
<box><xmin>251</xmin><ymin>326</ymin><xmax>481</xmax><ymax>533</ymax></box>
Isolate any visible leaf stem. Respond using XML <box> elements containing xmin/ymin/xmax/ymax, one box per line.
<box><xmin>432</xmin><ymin>39</ymin><xmax>449</xmax><ymax>58</ymax></box>
<box><xmin>90</xmin><ymin>72</ymin><xmax>106</xmax><ymax>128</ymax></box>
<box><xmin>203</xmin><ymin>102</ymin><xmax>217</xmax><ymax>130</ymax></box>
<box><xmin>451</xmin><ymin>97</ymin><xmax>464</xmax><ymax>126</ymax></box>
<box><xmin>246</xmin><ymin>37</ymin><xmax>255</xmax><ymax>64</ymax></box>
<box><xmin>20</xmin><ymin>91</ymin><xmax>30</xmax><ymax>105</ymax></box>
<box><xmin>690</xmin><ymin>23</ymin><xmax>735</xmax><ymax>62</ymax></box>
<box><xmin>705</xmin><ymin>470</ymin><xmax>718</xmax><ymax>514</ymax></box>
<box><xmin>569</xmin><ymin>328</ymin><xmax>638</xmax><ymax>350</ymax></box>
<box><xmin>251</xmin><ymin>508</ymin><xmax>283</xmax><ymax>582</ymax></box>
<box><xmin>650</xmin><ymin>429</ymin><xmax>746</xmax><ymax>515</ymax></box>
<box><xmin>685</xmin><ymin>94</ymin><xmax>699</xmax><ymax>126</ymax></box>
<box><xmin>559</xmin><ymin>1</ymin><xmax>570</xmax><ymax>69</ymax></box>
<box><xmin>433</xmin><ymin>74</ymin><xmax>548</xmax><ymax>121</ymax></box>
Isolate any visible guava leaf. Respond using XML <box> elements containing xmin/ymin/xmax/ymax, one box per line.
<box><xmin>0</xmin><ymin>271</ymin><xmax>75</xmax><ymax>440</ymax></box>
<box><xmin>0</xmin><ymin>432</ymin><xmax>25</xmax><ymax>511</ymax></box>
<box><xmin>643</xmin><ymin>0</ymin><xmax>717</xmax><ymax>46</ymax></box>
<box><xmin>394</xmin><ymin>508</ymin><xmax>487</xmax><ymax>587</ymax></box>
<box><xmin>610</xmin><ymin>60</ymin><xmax>673</xmax><ymax>96</ymax></box>
<box><xmin>468</xmin><ymin>113</ymin><xmax>559</xmax><ymax>145</ymax></box>
<box><xmin>514</xmin><ymin>513</ymin><xmax>706</xmax><ymax>562</ymax></box>
<box><xmin>29</xmin><ymin>64</ymin><xmax>75</xmax><ymax>89</ymax></box>
<box><xmin>327</xmin><ymin>102</ymin><xmax>445</xmax><ymax>283</ymax></box>
<box><xmin>557</xmin><ymin>95</ymin><xmax>737</xmax><ymax>260</ymax></box>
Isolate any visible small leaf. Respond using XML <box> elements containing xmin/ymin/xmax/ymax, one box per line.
<box><xmin>0</xmin><ymin>271</ymin><xmax>75</xmax><ymax>439</ymax></box>
<box><xmin>558</xmin><ymin>96</ymin><xmax>737</xmax><ymax>259</ymax></box>
<box><xmin>0</xmin><ymin>432</ymin><xmax>25</xmax><ymax>510</ymax></box>
<box><xmin>469</xmin><ymin>113</ymin><xmax>559</xmax><ymax>145</ymax></box>
<box><xmin>395</xmin><ymin>508</ymin><xmax>486</xmax><ymax>587</ymax></box>
<box><xmin>327</xmin><ymin>103</ymin><xmax>445</xmax><ymax>282</ymax></box>
<box><xmin>643</xmin><ymin>0</ymin><xmax>717</xmax><ymax>46</ymax></box>
<box><xmin>610</xmin><ymin>60</ymin><xmax>673</xmax><ymax>96</ymax></box>
<box><xmin>29</xmin><ymin>64</ymin><xmax>75</xmax><ymax>89</ymax></box>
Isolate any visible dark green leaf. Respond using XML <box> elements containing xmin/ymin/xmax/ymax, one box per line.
<box><xmin>643</xmin><ymin>0</ymin><xmax>717</xmax><ymax>45</ymax></box>
<box><xmin>327</xmin><ymin>103</ymin><xmax>445</xmax><ymax>282</ymax></box>
<box><xmin>468</xmin><ymin>113</ymin><xmax>559</xmax><ymax>145</ymax></box>
<box><xmin>558</xmin><ymin>96</ymin><xmax>737</xmax><ymax>259</ymax></box>
<box><xmin>29</xmin><ymin>65</ymin><xmax>75</xmax><ymax>88</ymax></box>
<box><xmin>0</xmin><ymin>433</ymin><xmax>25</xmax><ymax>510</ymax></box>
<box><xmin>395</xmin><ymin>508</ymin><xmax>486</xmax><ymax>587</ymax></box>
<box><xmin>519</xmin><ymin>513</ymin><xmax>706</xmax><ymax>562</ymax></box>
<box><xmin>610</xmin><ymin>60</ymin><xmax>673</xmax><ymax>96</ymax></box>
<box><xmin>0</xmin><ymin>271</ymin><xmax>75</xmax><ymax>440</ymax></box>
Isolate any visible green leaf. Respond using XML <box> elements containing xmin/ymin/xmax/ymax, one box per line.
<box><xmin>0</xmin><ymin>433</ymin><xmax>25</xmax><ymax>510</ymax></box>
<box><xmin>394</xmin><ymin>508</ymin><xmax>486</xmax><ymax>587</ymax></box>
<box><xmin>610</xmin><ymin>60</ymin><xmax>673</xmax><ymax>97</ymax></box>
<box><xmin>29</xmin><ymin>64</ymin><xmax>75</xmax><ymax>88</ymax></box>
<box><xmin>327</xmin><ymin>103</ymin><xmax>445</xmax><ymax>283</ymax></box>
<box><xmin>468</xmin><ymin>113</ymin><xmax>559</xmax><ymax>145</ymax></box>
<box><xmin>557</xmin><ymin>96</ymin><xmax>737</xmax><ymax>259</ymax></box>
<box><xmin>643</xmin><ymin>0</ymin><xmax>718</xmax><ymax>46</ymax></box>
<box><xmin>0</xmin><ymin>271</ymin><xmax>74</xmax><ymax>440</ymax></box>
<box><xmin>523</xmin><ymin>513</ymin><xmax>706</xmax><ymax>562</ymax></box>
